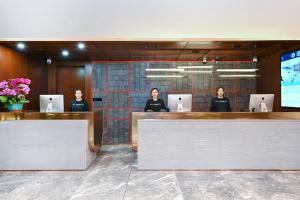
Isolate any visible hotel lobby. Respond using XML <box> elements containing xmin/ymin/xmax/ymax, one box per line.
<box><xmin>1</xmin><ymin>0</ymin><xmax>300</xmax><ymax>200</ymax></box>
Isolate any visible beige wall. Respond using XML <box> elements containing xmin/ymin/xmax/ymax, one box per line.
<box><xmin>0</xmin><ymin>0</ymin><xmax>300</xmax><ymax>41</ymax></box>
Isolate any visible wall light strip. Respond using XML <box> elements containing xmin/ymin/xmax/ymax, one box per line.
<box><xmin>146</xmin><ymin>75</ymin><xmax>184</xmax><ymax>78</ymax></box>
<box><xmin>181</xmin><ymin>70</ymin><xmax>212</xmax><ymax>74</ymax></box>
<box><xmin>177</xmin><ymin>66</ymin><xmax>213</xmax><ymax>69</ymax></box>
<box><xmin>219</xmin><ymin>74</ymin><xmax>258</xmax><ymax>78</ymax></box>
<box><xmin>145</xmin><ymin>68</ymin><xmax>184</xmax><ymax>72</ymax></box>
<box><xmin>216</xmin><ymin>69</ymin><xmax>258</xmax><ymax>72</ymax></box>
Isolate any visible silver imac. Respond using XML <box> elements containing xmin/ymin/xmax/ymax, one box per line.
<box><xmin>168</xmin><ymin>94</ymin><xmax>192</xmax><ymax>112</ymax></box>
<box><xmin>249</xmin><ymin>94</ymin><xmax>274</xmax><ymax>112</ymax></box>
<box><xmin>40</xmin><ymin>95</ymin><xmax>64</xmax><ymax>113</ymax></box>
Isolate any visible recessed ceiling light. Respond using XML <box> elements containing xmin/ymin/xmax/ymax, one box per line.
<box><xmin>16</xmin><ymin>42</ymin><xmax>26</xmax><ymax>50</ymax></box>
<box><xmin>77</xmin><ymin>42</ymin><xmax>85</xmax><ymax>50</ymax></box>
<box><xmin>61</xmin><ymin>50</ymin><xmax>69</xmax><ymax>57</ymax></box>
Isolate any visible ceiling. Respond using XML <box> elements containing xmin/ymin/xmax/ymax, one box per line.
<box><xmin>1</xmin><ymin>41</ymin><xmax>300</xmax><ymax>62</ymax></box>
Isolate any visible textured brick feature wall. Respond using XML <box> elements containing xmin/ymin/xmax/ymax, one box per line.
<box><xmin>92</xmin><ymin>62</ymin><xmax>256</xmax><ymax>144</ymax></box>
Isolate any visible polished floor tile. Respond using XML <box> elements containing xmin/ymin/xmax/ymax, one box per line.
<box><xmin>0</xmin><ymin>145</ymin><xmax>300</xmax><ymax>200</ymax></box>
<box><xmin>124</xmin><ymin>169</ymin><xmax>184</xmax><ymax>200</ymax></box>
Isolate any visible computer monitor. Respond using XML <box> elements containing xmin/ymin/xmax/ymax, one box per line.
<box><xmin>40</xmin><ymin>95</ymin><xmax>64</xmax><ymax>113</ymax></box>
<box><xmin>168</xmin><ymin>94</ymin><xmax>192</xmax><ymax>112</ymax></box>
<box><xmin>249</xmin><ymin>94</ymin><xmax>274</xmax><ymax>112</ymax></box>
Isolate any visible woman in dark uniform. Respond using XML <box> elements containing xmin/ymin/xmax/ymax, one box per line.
<box><xmin>210</xmin><ymin>86</ymin><xmax>231</xmax><ymax>112</ymax></box>
<box><xmin>144</xmin><ymin>88</ymin><xmax>167</xmax><ymax>112</ymax></box>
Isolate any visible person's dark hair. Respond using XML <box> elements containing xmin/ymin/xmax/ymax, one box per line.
<box><xmin>216</xmin><ymin>86</ymin><xmax>224</xmax><ymax>92</ymax></box>
<box><xmin>75</xmin><ymin>89</ymin><xmax>83</xmax><ymax>94</ymax></box>
<box><xmin>216</xmin><ymin>86</ymin><xmax>224</xmax><ymax>94</ymax></box>
<box><xmin>151</xmin><ymin>88</ymin><xmax>159</xmax><ymax>93</ymax></box>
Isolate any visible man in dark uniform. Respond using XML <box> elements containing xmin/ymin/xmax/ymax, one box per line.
<box><xmin>210</xmin><ymin>86</ymin><xmax>231</xmax><ymax>112</ymax></box>
<box><xmin>70</xmin><ymin>89</ymin><xmax>89</xmax><ymax>112</ymax></box>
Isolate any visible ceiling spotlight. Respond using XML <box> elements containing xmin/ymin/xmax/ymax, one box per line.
<box><xmin>77</xmin><ymin>42</ymin><xmax>85</xmax><ymax>50</ymax></box>
<box><xmin>16</xmin><ymin>42</ymin><xmax>26</xmax><ymax>50</ymax></box>
<box><xmin>202</xmin><ymin>57</ymin><xmax>207</xmax><ymax>64</ymax></box>
<box><xmin>46</xmin><ymin>58</ymin><xmax>52</xmax><ymax>65</ymax></box>
<box><xmin>62</xmin><ymin>50</ymin><xmax>69</xmax><ymax>57</ymax></box>
<box><xmin>253</xmin><ymin>56</ymin><xmax>258</xmax><ymax>63</ymax></box>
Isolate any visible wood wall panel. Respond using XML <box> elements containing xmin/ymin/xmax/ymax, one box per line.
<box><xmin>26</xmin><ymin>59</ymin><xmax>48</xmax><ymax>111</ymax></box>
<box><xmin>0</xmin><ymin>46</ymin><xmax>48</xmax><ymax>111</ymax></box>
<box><xmin>0</xmin><ymin>45</ymin><xmax>28</xmax><ymax>111</ymax></box>
<box><xmin>47</xmin><ymin>62</ymin><xmax>56</xmax><ymax>94</ymax></box>
<box><xmin>56</xmin><ymin>65</ymin><xmax>86</xmax><ymax>111</ymax></box>
<box><xmin>257</xmin><ymin>45</ymin><xmax>300</xmax><ymax>111</ymax></box>
<box><xmin>85</xmin><ymin>64</ymin><xmax>94</xmax><ymax>111</ymax></box>
<box><xmin>2</xmin><ymin>43</ymin><xmax>300</xmax><ymax>113</ymax></box>
<box><xmin>0</xmin><ymin>45</ymin><xmax>27</xmax><ymax>81</ymax></box>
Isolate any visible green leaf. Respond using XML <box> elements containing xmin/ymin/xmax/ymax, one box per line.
<box><xmin>11</xmin><ymin>98</ymin><xmax>17</xmax><ymax>103</ymax></box>
<box><xmin>0</xmin><ymin>96</ymin><xmax>8</xmax><ymax>103</ymax></box>
<box><xmin>19</xmin><ymin>99</ymin><xmax>29</xmax><ymax>103</ymax></box>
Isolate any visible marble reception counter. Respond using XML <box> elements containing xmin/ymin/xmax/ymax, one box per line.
<box><xmin>132</xmin><ymin>112</ymin><xmax>300</xmax><ymax>170</ymax></box>
<box><xmin>0</xmin><ymin>111</ymin><xmax>103</xmax><ymax>170</ymax></box>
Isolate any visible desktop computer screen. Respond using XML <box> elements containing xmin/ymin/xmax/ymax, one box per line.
<box><xmin>40</xmin><ymin>95</ymin><xmax>64</xmax><ymax>112</ymax></box>
<box><xmin>249</xmin><ymin>94</ymin><xmax>274</xmax><ymax>112</ymax></box>
<box><xmin>168</xmin><ymin>94</ymin><xmax>192</xmax><ymax>112</ymax></box>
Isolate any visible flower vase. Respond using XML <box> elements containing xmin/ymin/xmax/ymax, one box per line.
<box><xmin>6</xmin><ymin>103</ymin><xmax>24</xmax><ymax>112</ymax></box>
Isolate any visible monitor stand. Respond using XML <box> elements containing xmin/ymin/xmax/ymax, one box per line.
<box><xmin>46</xmin><ymin>102</ymin><xmax>53</xmax><ymax>113</ymax></box>
<box><xmin>177</xmin><ymin>103</ymin><xmax>183</xmax><ymax>112</ymax></box>
<box><xmin>261</xmin><ymin>102</ymin><xmax>268</xmax><ymax>112</ymax></box>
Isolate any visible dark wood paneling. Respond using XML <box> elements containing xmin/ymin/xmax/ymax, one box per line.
<box><xmin>0</xmin><ymin>46</ymin><xmax>49</xmax><ymax>111</ymax></box>
<box><xmin>256</xmin><ymin>53</ymin><xmax>281</xmax><ymax>111</ymax></box>
<box><xmin>257</xmin><ymin>45</ymin><xmax>300</xmax><ymax>111</ymax></box>
<box><xmin>26</xmin><ymin>59</ymin><xmax>48</xmax><ymax>111</ymax></box>
<box><xmin>85</xmin><ymin>64</ymin><xmax>94</xmax><ymax>111</ymax></box>
<box><xmin>0</xmin><ymin>45</ymin><xmax>28</xmax><ymax>111</ymax></box>
<box><xmin>56</xmin><ymin>65</ymin><xmax>86</xmax><ymax>111</ymax></box>
<box><xmin>47</xmin><ymin>63</ymin><xmax>56</xmax><ymax>94</ymax></box>
<box><xmin>0</xmin><ymin>45</ymin><xmax>93</xmax><ymax>112</ymax></box>
<box><xmin>2</xmin><ymin>41</ymin><xmax>300</xmax><ymax>62</ymax></box>
<box><xmin>0</xmin><ymin>45</ymin><xmax>27</xmax><ymax>81</ymax></box>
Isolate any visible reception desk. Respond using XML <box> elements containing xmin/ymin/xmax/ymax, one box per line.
<box><xmin>132</xmin><ymin>112</ymin><xmax>300</xmax><ymax>170</ymax></box>
<box><xmin>0</xmin><ymin>111</ymin><xmax>103</xmax><ymax>170</ymax></box>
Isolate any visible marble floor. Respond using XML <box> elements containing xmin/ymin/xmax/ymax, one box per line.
<box><xmin>1</xmin><ymin>145</ymin><xmax>300</xmax><ymax>200</ymax></box>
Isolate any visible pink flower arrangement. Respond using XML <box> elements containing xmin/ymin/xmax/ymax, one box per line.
<box><xmin>0</xmin><ymin>78</ymin><xmax>31</xmax><ymax>105</ymax></box>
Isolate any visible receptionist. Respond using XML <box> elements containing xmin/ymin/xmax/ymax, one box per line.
<box><xmin>210</xmin><ymin>86</ymin><xmax>231</xmax><ymax>112</ymax></box>
<box><xmin>70</xmin><ymin>89</ymin><xmax>89</xmax><ymax>112</ymax></box>
<box><xmin>144</xmin><ymin>88</ymin><xmax>167</xmax><ymax>112</ymax></box>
